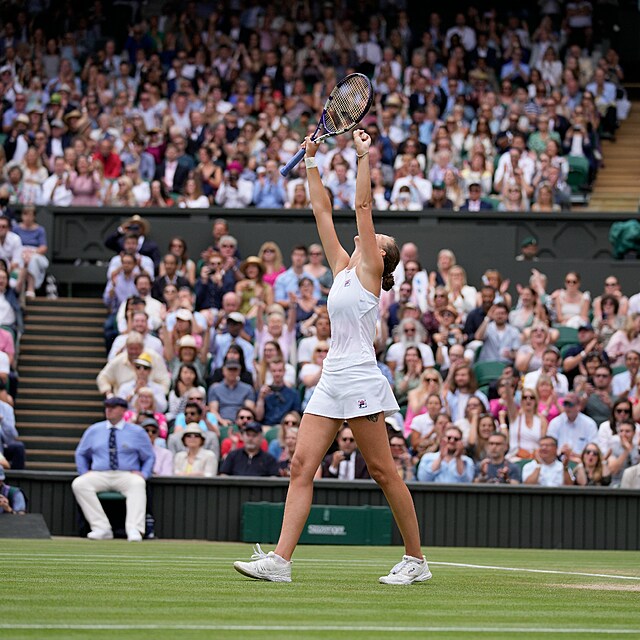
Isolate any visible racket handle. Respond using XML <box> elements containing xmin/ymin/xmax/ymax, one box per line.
<box><xmin>280</xmin><ymin>148</ymin><xmax>306</xmax><ymax>177</ymax></box>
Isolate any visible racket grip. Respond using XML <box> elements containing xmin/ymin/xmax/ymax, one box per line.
<box><xmin>280</xmin><ymin>148</ymin><xmax>306</xmax><ymax>177</ymax></box>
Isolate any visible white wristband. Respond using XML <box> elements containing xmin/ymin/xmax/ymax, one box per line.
<box><xmin>304</xmin><ymin>157</ymin><xmax>317</xmax><ymax>169</ymax></box>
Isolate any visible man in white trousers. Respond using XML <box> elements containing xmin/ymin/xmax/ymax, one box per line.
<box><xmin>72</xmin><ymin>397</ymin><xmax>155</xmax><ymax>541</ymax></box>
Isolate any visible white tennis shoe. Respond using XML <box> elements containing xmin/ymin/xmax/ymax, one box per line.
<box><xmin>233</xmin><ymin>544</ymin><xmax>292</xmax><ymax>583</ymax></box>
<box><xmin>87</xmin><ymin>529</ymin><xmax>114</xmax><ymax>540</ymax></box>
<box><xmin>379</xmin><ymin>555</ymin><xmax>432</xmax><ymax>585</ymax></box>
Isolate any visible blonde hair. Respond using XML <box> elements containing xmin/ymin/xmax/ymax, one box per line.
<box><xmin>258</xmin><ymin>241</ymin><xmax>284</xmax><ymax>271</ymax></box>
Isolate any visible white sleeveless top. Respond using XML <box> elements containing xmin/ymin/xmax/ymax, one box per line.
<box><xmin>323</xmin><ymin>268</ymin><xmax>379</xmax><ymax>373</ymax></box>
<box><xmin>509</xmin><ymin>414</ymin><xmax>543</xmax><ymax>456</ymax></box>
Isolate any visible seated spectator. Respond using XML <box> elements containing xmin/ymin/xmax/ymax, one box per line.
<box><xmin>446</xmin><ymin>265</ymin><xmax>477</xmax><ymax>321</ymax></box>
<box><xmin>0</xmin><ymin>392</ymin><xmax>23</xmax><ymax>468</ymax></box>
<box><xmin>498</xmin><ymin>180</ymin><xmax>528</xmax><ymax>211</ymax></box>
<box><xmin>141</xmin><ymin>417</ymin><xmax>173</xmax><ymax>477</ymax></box>
<box><xmin>416</xmin><ymin>426</ymin><xmax>475</xmax><ymax>483</ymax></box>
<box><xmin>515</xmin><ymin>323</ymin><xmax>548</xmax><ymax>374</ymax></box>
<box><xmin>475</xmin><ymin>303</ymin><xmax>521</xmax><ymax>364</ymax></box>
<box><xmin>97</xmin><ymin>332</ymin><xmax>171</xmax><ymax>399</ymax></box>
<box><xmin>235</xmin><ymin>256</ymin><xmax>273</xmax><ymax>320</ymax></box>
<box><xmin>523</xmin><ymin>347</ymin><xmax>568</xmax><ymax>395</ymax></box>
<box><xmin>385</xmin><ymin>318</ymin><xmax>435</xmax><ymax>375</ymax></box>
<box><xmin>607</xmin><ymin>420</ymin><xmax>640</xmax><ymax>486</ymax></box>
<box><xmin>122</xmin><ymin>385</ymin><xmax>168</xmax><ymax>442</ymax></box>
<box><xmin>592</xmin><ymin>276</ymin><xmax>629</xmax><ymax>324</ymax></box>
<box><xmin>106</xmin><ymin>233</ymin><xmax>155</xmax><ymax>283</ymax></box>
<box><xmin>459</xmin><ymin>182</ymin><xmax>493</xmax><ymax>211</ymax></box>
<box><xmin>535</xmin><ymin>375</ymin><xmax>563</xmax><ymax>423</ymax></box>
<box><xmin>445</xmin><ymin>363</ymin><xmax>488</xmax><ymax>422</ymax></box>
<box><xmin>554</xmin><ymin>271</ymin><xmax>591</xmax><ymax>329</ymax></box>
<box><xmin>254</xmin><ymin>303</ymin><xmax>297</xmax><ymax>364</ymax></box>
<box><xmin>0</xmin><ymin>265</ymin><xmax>23</xmax><ymax>338</ymax></box>
<box><xmin>474</xmin><ymin>431</ymin><xmax>521</xmax><ymax>484</ymax></box>
<box><xmin>389</xmin><ymin>434</ymin><xmax>415</xmax><ymax>482</ymax></box>
<box><xmin>258</xmin><ymin>241</ymin><xmax>286</xmax><ymax>289</ymax></box>
<box><xmin>68</xmin><ymin>155</ymin><xmax>102</xmax><ymax>206</ymax></box>
<box><xmin>621</xmin><ymin>460</ymin><xmax>640</xmax><ymax>489</ymax></box>
<box><xmin>151</xmin><ymin>254</ymin><xmax>191</xmax><ymax>302</ymax></box>
<box><xmin>144</xmin><ymin>180</ymin><xmax>174</xmax><ymax>208</ymax></box>
<box><xmin>592</xmin><ymin>295</ymin><xmax>624</xmax><ymax>348</ymax></box>
<box><xmin>581</xmin><ymin>364</ymin><xmax>614</xmax><ymax>425</ymax></box>
<box><xmin>392</xmin><ymin>346</ymin><xmax>426</xmax><ymax>411</ymax></box>
<box><xmin>0</xmin><ymin>468</ymin><xmax>26</xmax><ymax>514</ymax></box>
<box><xmin>297</xmin><ymin>311</ymin><xmax>331</xmax><ymax>365</ymax></box>
<box><xmin>13</xmin><ymin>205</ymin><xmax>48</xmax><ymax>298</ymax></box>
<box><xmin>531</xmin><ymin>182</ymin><xmax>561</xmax><ymax>212</ymax></box>
<box><xmin>253</xmin><ymin>161</ymin><xmax>287</xmax><ymax>208</ymax></box>
<box><xmin>547</xmin><ymin>392</ymin><xmax>598</xmax><ymax>463</ymax></box>
<box><xmin>104</xmin><ymin>215</ymin><xmax>161</xmax><ymax>274</ymax></box>
<box><xmin>424</xmin><ymin>182</ymin><xmax>454</xmax><ymax>209</ymax></box>
<box><xmin>166</xmin><ymin>365</ymin><xmax>206</xmax><ymax>425</ymax></box>
<box><xmin>255</xmin><ymin>359</ymin><xmax>302</xmax><ymax>426</ymax></box>
<box><xmin>574</xmin><ymin>444</ymin><xmax>611</xmax><ymax>486</ymax></box>
<box><xmin>299</xmin><ymin>342</ymin><xmax>329</xmax><ymax>411</ymax></box>
<box><xmin>522</xmin><ymin>436</ymin><xmax>573</xmax><ymax>486</ymax></box>
<box><xmin>507</xmin><ymin>388</ymin><xmax>548</xmax><ymax>460</ymax></box>
<box><xmin>321</xmin><ymin>424</ymin><xmax>370</xmax><ymax>479</ymax></box>
<box><xmin>268</xmin><ymin>412</ymin><xmax>302</xmax><ymax>460</ymax></box>
<box><xmin>108</xmin><ymin>311</ymin><xmax>163</xmax><ymax>361</ymax></box>
<box><xmin>178</xmin><ymin>177</ymin><xmax>210</xmax><ymax>209</ymax></box>
<box><xmin>466</xmin><ymin>413</ymin><xmax>501</xmax><ymax>463</ymax></box>
<box><xmin>168</xmin><ymin>399</ymin><xmax>220</xmax><ymax>458</ymax></box>
<box><xmin>606</xmin><ymin>314</ymin><xmax>640</xmax><ymax>368</ymax></box>
<box><xmin>611</xmin><ymin>351</ymin><xmax>640</xmax><ymax>398</ymax></box>
<box><xmin>208</xmin><ymin>360</ymin><xmax>256</xmax><ymax>427</ymax></box>
<box><xmin>219</xmin><ymin>421</ymin><xmax>279</xmax><ymax>476</ymax></box>
<box><xmin>277</xmin><ymin>425</ymin><xmax>299</xmax><ymax>478</ymax></box>
<box><xmin>116</xmin><ymin>352</ymin><xmax>168</xmax><ymax>414</ymax></box>
<box><xmin>173</xmin><ymin>423</ymin><xmax>218</xmax><ymax>477</ymax></box>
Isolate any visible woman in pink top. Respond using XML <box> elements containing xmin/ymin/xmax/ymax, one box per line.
<box><xmin>68</xmin><ymin>155</ymin><xmax>102</xmax><ymax>206</ymax></box>
<box><xmin>258</xmin><ymin>241</ymin><xmax>285</xmax><ymax>287</ymax></box>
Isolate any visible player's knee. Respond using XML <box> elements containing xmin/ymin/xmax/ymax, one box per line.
<box><xmin>289</xmin><ymin>454</ymin><xmax>314</xmax><ymax>482</ymax></box>
<box><xmin>367</xmin><ymin>461</ymin><xmax>395</xmax><ymax>487</ymax></box>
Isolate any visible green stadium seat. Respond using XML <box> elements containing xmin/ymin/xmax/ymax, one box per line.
<box><xmin>611</xmin><ymin>365</ymin><xmax>627</xmax><ymax>376</ymax></box>
<box><xmin>264</xmin><ymin>426</ymin><xmax>280</xmax><ymax>442</ymax></box>
<box><xmin>97</xmin><ymin>491</ymin><xmax>125</xmax><ymax>501</ymax></box>
<box><xmin>567</xmin><ymin>155</ymin><xmax>590</xmax><ymax>193</ymax></box>
<box><xmin>473</xmin><ymin>361</ymin><xmax>506</xmax><ymax>387</ymax></box>
<box><xmin>553</xmin><ymin>326</ymin><xmax>579</xmax><ymax>350</ymax></box>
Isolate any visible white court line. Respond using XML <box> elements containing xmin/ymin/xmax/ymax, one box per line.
<box><xmin>0</xmin><ymin>625</ymin><xmax>638</xmax><ymax>634</ymax></box>
<box><xmin>2</xmin><ymin>552</ymin><xmax>640</xmax><ymax>581</ymax></box>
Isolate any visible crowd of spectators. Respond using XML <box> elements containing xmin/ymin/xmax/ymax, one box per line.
<box><xmin>0</xmin><ymin>1</ymin><xmax>631</xmax><ymax>215</ymax></box>
<box><xmin>1</xmin><ymin>3</ymin><xmax>639</xmax><ymax>513</ymax></box>
<box><xmin>74</xmin><ymin>214</ymin><xmax>640</xmax><ymax>492</ymax></box>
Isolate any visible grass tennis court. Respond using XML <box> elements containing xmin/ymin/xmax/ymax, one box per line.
<box><xmin>2</xmin><ymin>539</ymin><xmax>639</xmax><ymax>639</ymax></box>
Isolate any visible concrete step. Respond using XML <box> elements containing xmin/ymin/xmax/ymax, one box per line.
<box><xmin>25</xmin><ymin>461</ymin><xmax>77</xmax><ymax>470</ymax></box>
<box><xmin>21</xmin><ymin>435</ymin><xmax>81</xmax><ymax>449</ymax></box>
<box><xmin>27</xmin><ymin>448</ymin><xmax>76</xmax><ymax>460</ymax></box>
<box><xmin>20</xmin><ymin>387</ymin><xmax>102</xmax><ymax>397</ymax></box>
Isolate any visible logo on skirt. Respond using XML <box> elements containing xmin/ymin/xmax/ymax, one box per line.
<box><xmin>344</xmin><ymin>279</ymin><xmax>351</xmax><ymax>287</ymax></box>
<box><xmin>357</xmin><ymin>399</ymin><xmax>367</xmax><ymax>409</ymax></box>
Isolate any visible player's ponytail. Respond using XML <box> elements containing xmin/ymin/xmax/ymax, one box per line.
<box><xmin>381</xmin><ymin>239</ymin><xmax>400</xmax><ymax>292</ymax></box>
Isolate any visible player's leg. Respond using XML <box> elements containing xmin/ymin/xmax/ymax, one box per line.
<box><xmin>234</xmin><ymin>413</ymin><xmax>341</xmax><ymax>582</ymax></box>
<box><xmin>273</xmin><ymin>413</ymin><xmax>342</xmax><ymax>560</ymax></box>
<box><xmin>349</xmin><ymin>413</ymin><xmax>432</xmax><ymax>585</ymax></box>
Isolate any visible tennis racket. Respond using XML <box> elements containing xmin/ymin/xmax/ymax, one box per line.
<box><xmin>280</xmin><ymin>73</ymin><xmax>374</xmax><ymax>177</ymax></box>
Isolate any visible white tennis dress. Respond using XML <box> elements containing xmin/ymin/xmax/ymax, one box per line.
<box><xmin>304</xmin><ymin>267</ymin><xmax>399</xmax><ymax>420</ymax></box>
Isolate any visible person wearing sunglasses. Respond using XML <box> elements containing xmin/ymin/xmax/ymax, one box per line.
<box><xmin>474</xmin><ymin>432</ymin><xmax>521</xmax><ymax>484</ymax></box>
<box><xmin>321</xmin><ymin>424</ymin><xmax>370</xmax><ymax>480</ymax></box>
<box><xmin>416</xmin><ymin>426</ymin><xmax>475</xmax><ymax>483</ymax></box>
<box><xmin>581</xmin><ymin>364</ymin><xmax>614</xmax><ymax>426</ymax></box>
<box><xmin>602</xmin><ymin>421</ymin><xmax>640</xmax><ymax>487</ymax></box>
<box><xmin>574</xmin><ymin>444</ymin><xmax>611</xmax><ymax>486</ymax></box>
<box><xmin>554</xmin><ymin>271</ymin><xmax>590</xmax><ymax>329</ymax></box>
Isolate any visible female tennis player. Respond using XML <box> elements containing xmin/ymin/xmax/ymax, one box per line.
<box><xmin>234</xmin><ymin>130</ymin><xmax>431</xmax><ymax>585</ymax></box>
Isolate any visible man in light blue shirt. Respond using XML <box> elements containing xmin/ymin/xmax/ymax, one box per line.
<box><xmin>475</xmin><ymin>303</ymin><xmax>521</xmax><ymax>364</ymax></box>
<box><xmin>417</xmin><ymin>426</ymin><xmax>475</xmax><ymax>483</ymax></box>
<box><xmin>253</xmin><ymin>161</ymin><xmax>287</xmax><ymax>208</ymax></box>
<box><xmin>72</xmin><ymin>397</ymin><xmax>154</xmax><ymax>542</ymax></box>
<box><xmin>274</xmin><ymin>246</ymin><xmax>320</xmax><ymax>305</ymax></box>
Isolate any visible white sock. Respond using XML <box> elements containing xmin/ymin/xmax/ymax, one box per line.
<box><xmin>407</xmin><ymin>554</ymin><xmax>425</xmax><ymax>563</ymax></box>
<box><xmin>273</xmin><ymin>553</ymin><xmax>290</xmax><ymax>564</ymax></box>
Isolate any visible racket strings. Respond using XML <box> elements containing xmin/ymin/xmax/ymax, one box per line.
<box><xmin>324</xmin><ymin>76</ymin><xmax>372</xmax><ymax>134</ymax></box>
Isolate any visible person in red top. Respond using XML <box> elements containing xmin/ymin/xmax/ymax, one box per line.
<box><xmin>92</xmin><ymin>138</ymin><xmax>122</xmax><ymax>179</ymax></box>
<box><xmin>220</xmin><ymin>407</ymin><xmax>268</xmax><ymax>458</ymax></box>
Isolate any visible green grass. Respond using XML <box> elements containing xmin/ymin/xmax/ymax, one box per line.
<box><xmin>2</xmin><ymin>539</ymin><xmax>639</xmax><ymax>639</ymax></box>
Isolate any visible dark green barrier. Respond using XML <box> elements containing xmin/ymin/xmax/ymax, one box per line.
<box><xmin>242</xmin><ymin>502</ymin><xmax>392</xmax><ymax>545</ymax></box>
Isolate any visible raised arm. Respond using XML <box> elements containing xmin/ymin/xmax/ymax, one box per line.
<box><xmin>304</xmin><ymin>138</ymin><xmax>349</xmax><ymax>275</ymax></box>
<box><xmin>352</xmin><ymin>129</ymin><xmax>384</xmax><ymax>295</ymax></box>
